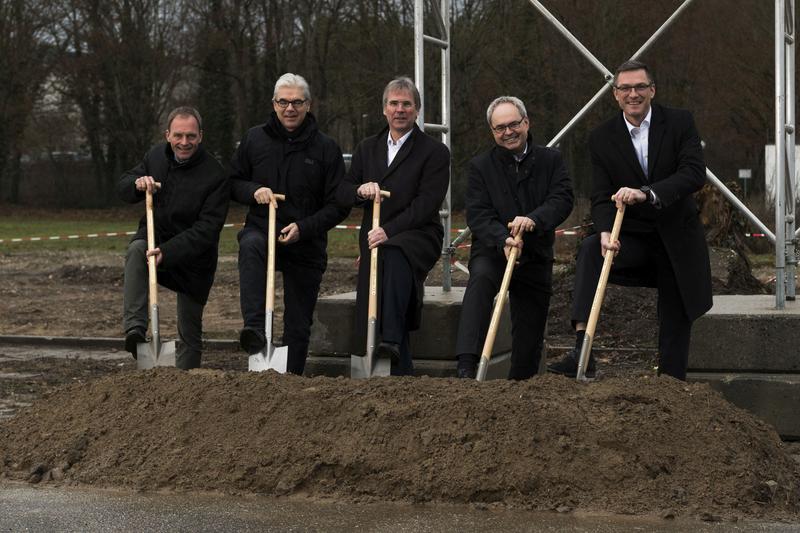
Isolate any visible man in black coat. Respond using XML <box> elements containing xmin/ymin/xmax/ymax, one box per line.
<box><xmin>231</xmin><ymin>73</ymin><xmax>349</xmax><ymax>375</ymax></box>
<box><xmin>455</xmin><ymin>96</ymin><xmax>574</xmax><ymax>379</ymax></box>
<box><xmin>548</xmin><ymin>60</ymin><xmax>712</xmax><ymax>380</ymax></box>
<box><xmin>119</xmin><ymin>106</ymin><xmax>230</xmax><ymax>370</ymax></box>
<box><xmin>336</xmin><ymin>77</ymin><xmax>450</xmax><ymax>376</ymax></box>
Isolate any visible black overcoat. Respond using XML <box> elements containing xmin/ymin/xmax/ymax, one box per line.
<box><xmin>589</xmin><ymin>103</ymin><xmax>712</xmax><ymax>321</ymax></box>
<box><xmin>118</xmin><ymin>143</ymin><xmax>230</xmax><ymax>305</ymax></box>
<box><xmin>337</xmin><ymin>124</ymin><xmax>450</xmax><ymax>337</ymax></box>
<box><xmin>229</xmin><ymin>113</ymin><xmax>349</xmax><ymax>271</ymax></box>
<box><xmin>466</xmin><ymin>136</ymin><xmax>574</xmax><ymax>269</ymax></box>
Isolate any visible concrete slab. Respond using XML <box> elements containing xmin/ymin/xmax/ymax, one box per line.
<box><xmin>305</xmin><ymin>351</ymin><xmax>513</xmax><ymax>380</ymax></box>
<box><xmin>310</xmin><ymin>287</ymin><xmax>511</xmax><ymax>361</ymax></box>
<box><xmin>688</xmin><ymin>372</ymin><xmax>800</xmax><ymax>439</ymax></box>
<box><xmin>308</xmin><ymin>287</ymin><xmax>515</xmax><ymax>378</ymax></box>
<box><xmin>689</xmin><ymin>295</ymin><xmax>800</xmax><ymax>372</ymax></box>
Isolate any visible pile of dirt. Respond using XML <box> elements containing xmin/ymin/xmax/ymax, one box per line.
<box><xmin>1</xmin><ymin>369</ymin><xmax>798</xmax><ymax>521</ymax></box>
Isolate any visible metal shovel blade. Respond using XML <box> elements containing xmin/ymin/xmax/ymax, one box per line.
<box><xmin>248</xmin><ymin>344</ymin><xmax>288</xmax><ymax>373</ymax></box>
<box><xmin>136</xmin><ymin>340</ymin><xmax>176</xmax><ymax>370</ymax></box>
<box><xmin>350</xmin><ymin>353</ymin><xmax>391</xmax><ymax>379</ymax></box>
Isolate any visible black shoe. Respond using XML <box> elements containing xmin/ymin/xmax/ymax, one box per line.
<box><xmin>547</xmin><ymin>348</ymin><xmax>596</xmax><ymax>378</ymax></box>
<box><xmin>457</xmin><ymin>365</ymin><xmax>476</xmax><ymax>379</ymax></box>
<box><xmin>124</xmin><ymin>328</ymin><xmax>147</xmax><ymax>359</ymax></box>
<box><xmin>239</xmin><ymin>328</ymin><xmax>266</xmax><ymax>355</ymax></box>
<box><xmin>376</xmin><ymin>341</ymin><xmax>401</xmax><ymax>364</ymax></box>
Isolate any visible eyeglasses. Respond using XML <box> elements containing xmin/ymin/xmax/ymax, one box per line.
<box><xmin>613</xmin><ymin>83</ymin><xmax>653</xmax><ymax>94</ymax></box>
<box><xmin>491</xmin><ymin>119</ymin><xmax>524</xmax><ymax>134</ymax></box>
<box><xmin>274</xmin><ymin>99</ymin><xmax>307</xmax><ymax>108</ymax></box>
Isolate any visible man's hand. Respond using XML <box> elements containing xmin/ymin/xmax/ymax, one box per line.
<box><xmin>509</xmin><ymin>216</ymin><xmax>535</xmax><ymax>237</ymax></box>
<box><xmin>357</xmin><ymin>182</ymin><xmax>382</xmax><ymax>201</ymax></box>
<box><xmin>135</xmin><ymin>175</ymin><xmax>159</xmax><ymax>193</ymax></box>
<box><xmin>503</xmin><ymin>236</ymin><xmax>524</xmax><ymax>261</ymax></box>
<box><xmin>611</xmin><ymin>187</ymin><xmax>646</xmax><ymax>208</ymax></box>
<box><xmin>367</xmin><ymin>226</ymin><xmax>388</xmax><ymax>249</ymax></box>
<box><xmin>253</xmin><ymin>186</ymin><xmax>276</xmax><ymax>205</ymax></box>
<box><xmin>600</xmin><ymin>231</ymin><xmax>620</xmax><ymax>258</ymax></box>
<box><xmin>146</xmin><ymin>247</ymin><xmax>163</xmax><ymax>266</ymax></box>
<box><xmin>278</xmin><ymin>222</ymin><xmax>300</xmax><ymax>245</ymax></box>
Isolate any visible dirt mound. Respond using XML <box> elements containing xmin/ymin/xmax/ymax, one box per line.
<box><xmin>1</xmin><ymin>370</ymin><xmax>798</xmax><ymax>520</ymax></box>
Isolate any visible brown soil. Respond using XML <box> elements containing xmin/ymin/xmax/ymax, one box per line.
<box><xmin>1</xmin><ymin>369</ymin><xmax>798</xmax><ymax>521</ymax></box>
<box><xmin>1</xmin><ymin>240</ymin><xmax>797</xmax><ymax>522</ymax></box>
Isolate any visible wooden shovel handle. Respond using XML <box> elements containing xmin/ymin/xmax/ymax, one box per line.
<box><xmin>479</xmin><ymin>231</ymin><xmax>523</xmax><ymax>360</ymax></box>
<box><xmin>145</xmin><ymin>189</ymin><xmax>158</xmax><ymax>307</ymax></box>
<box><xmin>266</xmin><ymin>194</ymin><xmax>286</xmax><ymax>312</ymax></box>
<box><xmin>367</xmin><ymin>189</ymin><xmax>391</xmax><ymax>320</ymax></box>
<box><xmin>584</xmin><ymin>203</ymin><xmax>626</xmax><ymax>340</ymax></box>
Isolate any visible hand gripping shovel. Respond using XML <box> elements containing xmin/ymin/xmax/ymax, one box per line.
<box><xmin>137</xmin><ymin>187</ymin><xmax>176</xmax><ymax>369</ymax></box>
<box><xmin>249</xmin><ymin>194</ymin><xmax>289</xmax><ymax>373</ymax></box>
<box><xmin>351</xmin><ymin>189</ymin><xmax>391</xmax><ymax>379</ymax></box>
<box><xmin>576</xmin><ymin>203</ymin><xmax>626</xmax><ymax>381</ymax></box>
<box><xmin>476</xmin><ymin>230</ymin><xmax>523</xmax><ymax>382</ymax></box>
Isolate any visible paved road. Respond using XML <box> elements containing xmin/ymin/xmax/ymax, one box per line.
<box><xmin>0</xmin><ymin>484</ymin><xmax>796</xmax><ymax>532</ymax></box>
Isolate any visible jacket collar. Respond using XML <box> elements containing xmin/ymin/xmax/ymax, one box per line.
<box><xmin>374</xmin><ymin>123</ymin><xmax>420</xmax><ymax>179</ymax></box>
<box><xmin>164</xmin><ymin>142</ymin><xmax>206</xmax><ymax>169</ymax></box>
<box><xmin>492</xmin><ymin>132</ymin><xmax>535</xmax><ymax>165</ymax></box>
<box><xmin>264</xmin><ymin>111</ymin><xmax>318</xmax><ymax>144</ymax></box>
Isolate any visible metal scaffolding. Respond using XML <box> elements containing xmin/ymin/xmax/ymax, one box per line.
<box><xmin>416</xmin><ymin>0</ymin><xmax>797</xmax><ymax>309</ymax></box>
<box><xmin>414</xmin><ymin>0</ymin><xmax>453</xmax><ymax>290</ymax></box>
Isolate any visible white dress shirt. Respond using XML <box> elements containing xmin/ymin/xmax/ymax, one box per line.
<box><xmin>623</xmin><ymin>106</ymin><xmax>651</xmax><ymax>177</ymax></box>
<box><xmin>387</xmin><ymin>129</ymin><xmax>413</xmax><ymax>166</ymax></box>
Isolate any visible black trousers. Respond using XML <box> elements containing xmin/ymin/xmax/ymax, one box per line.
<box><xmin>455</xmin><ymin>254</ymin><xmax>552</xmax><ymax>380</ymax></box>
<box><xmin>380</xmin><ymin>247</ymin><xmax>415</xmax><ymax>376</ymax></box>
<box><xmin>238</xmin><ymin>227</ymin><xmax>323</xmax><ymax>375</ymax></box>
<box><xmin>570</xmin><ymin>232</ymin><xmax>692</xmax><ymax>380</ymax></box>
<box><xmin>123</xmin><ymin>239</ymin><xmax>204</xmax><ymax>370</ymax></box>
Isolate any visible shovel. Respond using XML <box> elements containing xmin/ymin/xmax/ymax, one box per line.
<box><xmin>249</xmin><ymin>193</ymin><xmax>288</xmax><ymax>373</ymax></box>
<box><xmin>576</xmin><ymin>203</ymin><xmax>626</xmax><ymax>381</ymax></box>
<box><xmin>137</xmin><ymin>187</ymin><xmax>176</xmax><ymax>369</ymax></box>
<box><xmin>351</xmin><ymin>189</ymin><xmax>391</xmax><ymax>379</ymax></box>
<box><xmin>475</xmin><ymin>229</ymin><xmax>523</xmax><ymax>382</ymax></box>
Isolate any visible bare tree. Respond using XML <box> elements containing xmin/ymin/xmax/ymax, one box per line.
<box><xmin>53</xmin><ymin>0</ymin><xmax>189</xmax><ymax>200</ymax></box>
<box><xmin>0</xmin><ymin>0</ymin><xmax>58</xmax><ymax>202</ymax></box>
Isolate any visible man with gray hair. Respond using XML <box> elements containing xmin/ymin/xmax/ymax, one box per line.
<box><xmin>336</xmin><ymin>76</ymin><xmax>450</xmax><ymax>376</ymax></box>
<box><xmin>454</xmin><ymin>96</ymin><xmax>573</xmax><ymax>379</ymax></box>
<box><xmin>231</xmin><ymin>73</ymin><xmax>349</xmax><ymax>375</ymax></box>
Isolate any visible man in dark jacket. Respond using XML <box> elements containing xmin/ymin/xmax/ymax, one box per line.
<box><xmin>454</xmin><ymin>96</ymin><xmax>574</xmax><ymax>379</ymax></box>
<box><xmin>119</xmin><ymin>106</ymin><xmax>230</xmax><ymax>370</ymax></box>
<box><xmin>336</xmin><ymin>77</ymin><xmax>450</xmax><ymax>376</ymax></box>
<box><xmin>548</xmin><ymin>60</ymin><xmax>711</xmax><ymax>380</ymax></box>
<box><xmin>231</xmin><ymin>73</ymin><xmax>349</xmax><ymax>375</ymax></box>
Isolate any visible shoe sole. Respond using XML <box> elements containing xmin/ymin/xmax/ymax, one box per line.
<box><xmin>239</xmin><ymin>330</ymin><xmax>266</xmax><ymax>355</ymax></box>
<box><xmin>124</xmin><ymin>332</ymin><xmax>146</xmax><ymax>360</ymax></box>
<box><xmin>375</xmin><ymin>345</ymin><xmax>400</xmax><ymax>365</ymax></box>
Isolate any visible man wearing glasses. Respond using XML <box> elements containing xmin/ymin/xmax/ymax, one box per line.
<box><xmin>336</xmin><ymin>77</ymin><xmax>450</xmax><ymax>376</ymax></box>
<box><xmin>454</xmin><ymin>96</ymin><xmax>574</xmax><ymax>379</ymax></box>
<box><xmin>231</xmin><ymin>72</ymin><xmax>349</xmax><ymax>375</ymax></box>
<box><xmin>548</xmin><ymin>60</ymin><xmax>711</xmax><ymax>380</ymax></box>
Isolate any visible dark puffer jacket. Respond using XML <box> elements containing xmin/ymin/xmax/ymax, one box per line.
<box><xmin>118</xmin><ymin>143</ymin><xmax>230</xmax><ymax>305</ymax></box>
<box><xmin>229</xmin><ymin>112</ymin><xmax>349</xmax><ymax>271</ymax></box>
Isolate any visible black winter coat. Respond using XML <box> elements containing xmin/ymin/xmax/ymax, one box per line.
<box><xmin>118</xmin><ymin>143</ymin><xmax>230</xmax><ymax>305</ymax></box>
<box><xmin>466</xmin><ymin>136</ymin><xmax>574</xmax><ymax>267</ymax></box>
<box><xmin>337</xmin><ymin>124</ymin><xmax>450</xmax><ymax>336</ymax></box>
<box><xmin>230</xmin><ymin>113</ymin><xmax>349</xmax><ymax>271</ymax></box>
<box><xmin>589</xmin><ymin>103</ymin><xmax>712</xmax><ymax>321</ymax></box>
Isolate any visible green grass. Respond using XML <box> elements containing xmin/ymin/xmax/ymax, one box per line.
<box><xmin>0</xmin><ymin>205</ymin><xmax>469</xmax><ymax>258</ymax></box>
<box><xmin>0</xmin><ymin>206</ymin><xmax>374</xmax><ymax>257</ymax></box>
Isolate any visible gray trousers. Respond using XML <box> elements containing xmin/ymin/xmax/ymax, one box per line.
<box><xmin>123</xmin><ymin>239</ymin><xmax>204</xmax><ymax>369</ymax></box>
